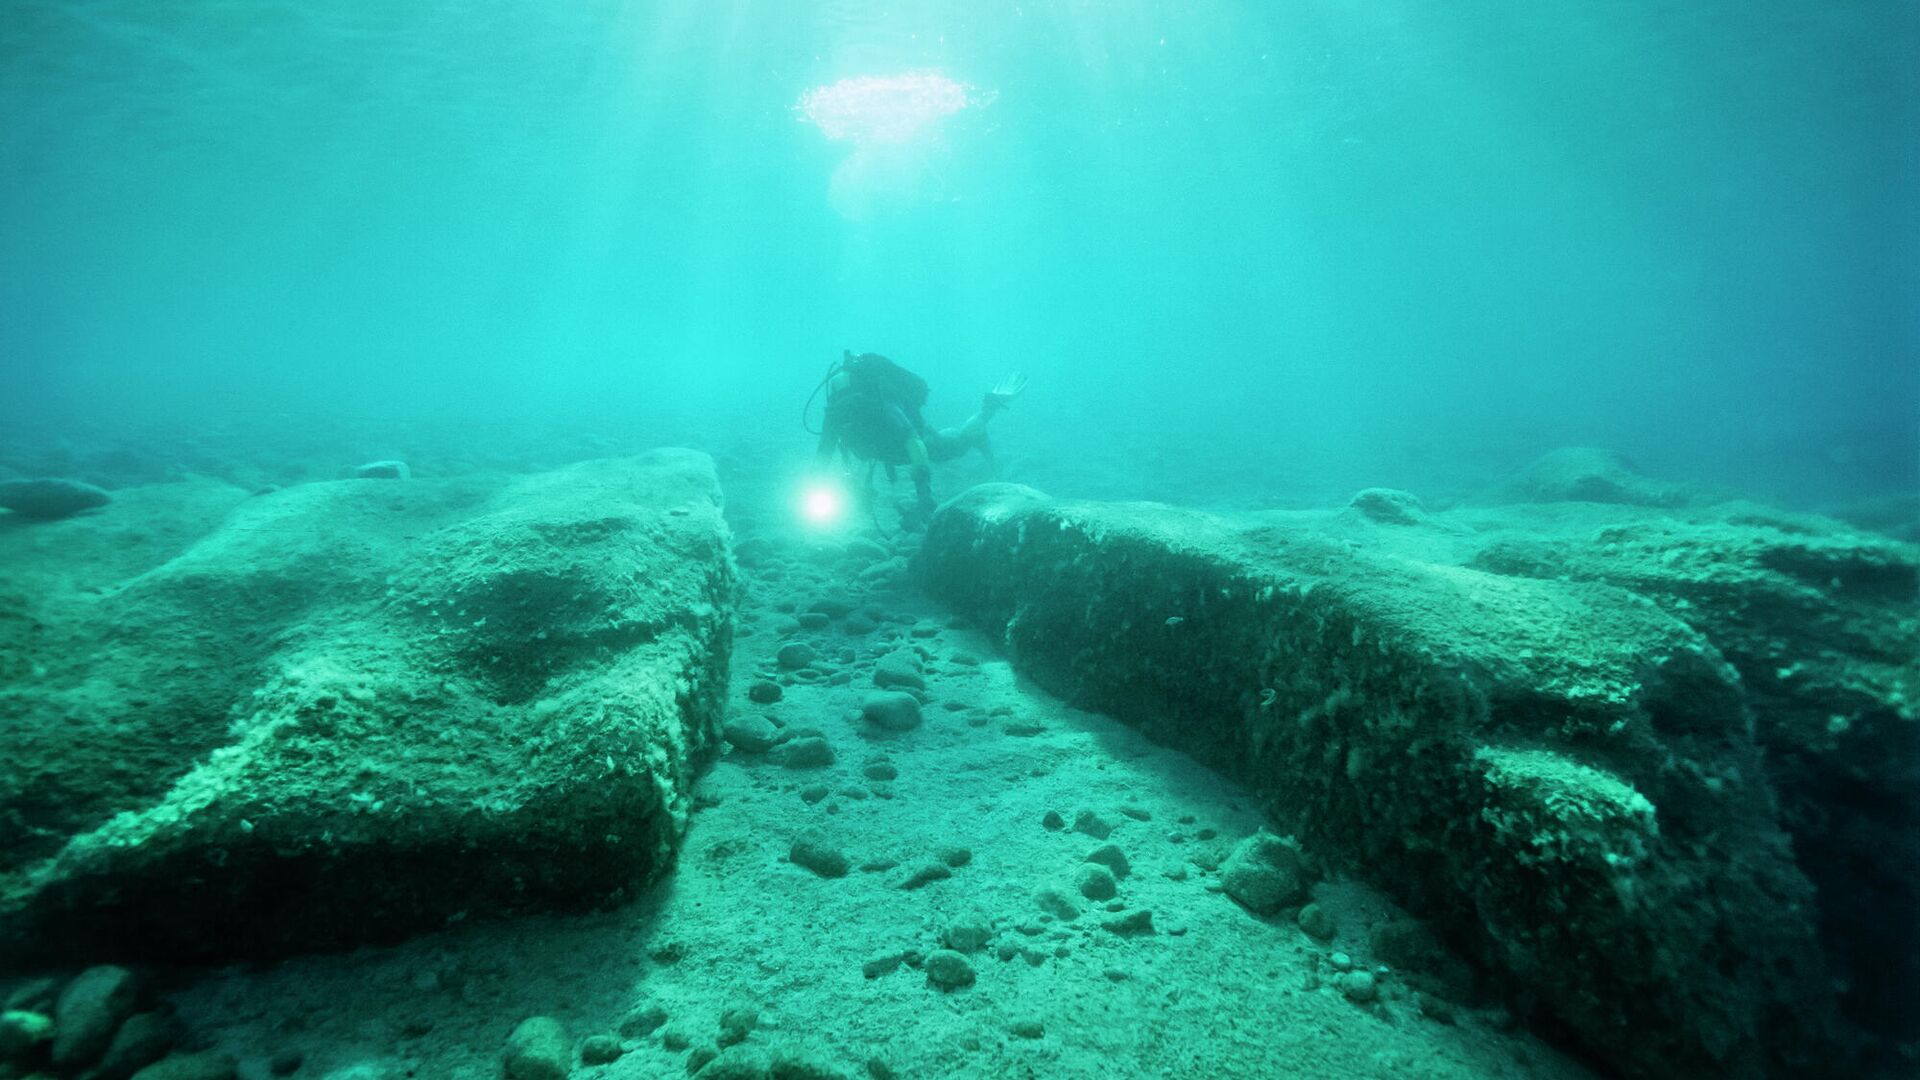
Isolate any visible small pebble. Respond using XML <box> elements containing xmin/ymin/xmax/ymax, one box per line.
<box><xmin>898</xmin><ymin>861</ymin><xmax>952</xmax><ymax>890</ymax></box>
<box><xmin>580</xmin><ymin>1034</ymin><xmax>624</xmax><ymax>1065</ymax></box>
<box><xmin>790</xmin><ymin>833</ymin><xmax>850</xmax><ymax>878</ymax></box>
<box><xmin>774</xmin><ymin>736</ymin><xmax>835</xmax><ymax>769</ymax></box>
<box><xmin>1075</xmin><ymin>864</ymin><xmax>1119</xmax><ymax>901</ymax></box>
<box><xmin>1338</xmin><ymin>970</ymin><xmax>1378</xmax><ymax>1004</ymax></box>
<box><xmin>1084</xmin><ymin>843</ymin><xmax>1131</xmax><ymax>879</ymax></box>
<box><xmin>1072</xmin><ymin>810</ymin><xmax>1115</xmax><ymax>840</ymax></box>
<box><xmin>924</xmin><ymin>950</ymin><xmax>976</xmax><ymax>990</ymax></box>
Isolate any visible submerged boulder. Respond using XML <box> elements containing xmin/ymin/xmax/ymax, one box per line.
<box><xmin>917</xmin><ymin>482</ymin><xmax>1909</xmax><ymax>1080</ymax></box>
<box><xmin>0</xmin><ymin>478</ymin><xmax>110</xmax><ymax>520</ymax></box>
<box><xmin>0</xmin><ymin>450</ymin><xmax>733</xmax><ymax>961</ymax></box>
<box><xmin>1484</xmin><ymin>447</ymin><xmax>1690</xmax><ymax>508</ymax></box>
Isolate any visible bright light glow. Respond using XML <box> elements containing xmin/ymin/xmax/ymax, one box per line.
<box><xmin>797</xmin><ymin>71</ymin><xmax>980</xmax><ymax>144</ymax></box>
<box><xmin>800</xmin><ymin>482</ymin><xmax>846</xmax><ymax>527</ymax></box>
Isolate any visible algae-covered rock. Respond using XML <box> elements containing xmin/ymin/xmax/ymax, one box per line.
<box><xmin>0</xmin><ymin>477</ymin><xmax>111</xmax><ymax>520</ymax></box>
<box><xmin>1484</xmin><ymin>447</ymin><xmax>1690</xmax><ymax>508</ymax></box>
<box><xmin>0</xmin><ymin>451</ymin><xmax>734</xmax><ymax>962</ymax></box>
<box><xmin>919</xmin><ymin>481</ymin><xmax>1894</xmax><ymax>1080</ymax></box>
<box><xmin>1218</xmin><ymin>832</ymin><xmax>1306</xmax><ymax>915</ymax></box>
<box><xmin>1463</xmin><ymin>498</ymin><xmax>1920</xmax><ymax>1057</ymax></box>
<box><xmin>51</xmin><ymin>965</ymin><xmax>139</xmax><ymax>1069</ymax></box>
<box><xmin>503</xmin><ymin>1016</ymin><xmax>569</xmax><ymax>1080</ymax></box>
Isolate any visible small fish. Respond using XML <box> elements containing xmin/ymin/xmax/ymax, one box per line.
<box><xmin>1165</xmin><ymin>616</ymin><xmax>1185</xmax><ymax>627</ymax></box>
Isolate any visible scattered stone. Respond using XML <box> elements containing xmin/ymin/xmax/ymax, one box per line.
<box><xmin>796</xmin><ymin>612</ymin><xmax>832</xmax><ymax>630</ymax></box>
<box><xmin>941</xmin><ymin>919</ymin><xmax>993</xmax><ymax>953</ymax></box>
<box><xmin>1033</xmin><ymin>885</ymin><xmax>1082</xmax><ymax>921</ymax></box>
<box><xmin>809</xmin><ymin>598</ymin><xmax>857</xmax><ymax>618</ymax></box>
<box><xmin>0</xmin><ymin>1010</ymin><xmax>53</xmax><ymax>1061</ymax></box>
<box><xmin>1008</xmin><ymin>1019</ymin><xmax>1045</xmax><ymax>1040</ymax></box>
<box><xmin>684</xmin><ymin>1045</ymin><xmax>719</xmax><ymax>1074</ymax></box>
<box><xmin>775</xmin><ymin>642</ymin><xmax>816</xmax><ymax>670</ymax></box>
<box><xmin>858</xmin><ymin>858</ymin><xmax>898</xmax><ymax>873</ymax></box>
<box><xmin>1071</xmin><ymin>810</ymin><xmax>1115</xmax><ymax>840</ymax></box>
<box><xmin>924</xmin><ymin>950</ymin><xmax>976</xmax><ymax>990</ymax></box>
<box><xmin>1348</xmin><ymin>488</ymin><xmax>1428</xmax><ymax>526</ymax></box>
<box><xmin>1119</xmin><ymin>806</ymin><xmax>1152</xmax><ymax>821</ymax></box>
<box><xmin>1338</xmin><ymin>970</ymin><xmax>1379</xmax><ymax>1004</ymax></box>
<box><xmin>1101</xmin><ymin>910</ymin><xmax>1156</xmax><ymax>936</ymax></box>
<box><xmin>748</xmin><ymin>681</ymin><xmax>784</xmax><ymax>704</ymax></box>
<box><xmin>898</xmin><ymin>861</ymin><xmax>952</xmax><ymax>890</ymax></box>
<box><xmin>578</xmin><ymin>1034</ymin><xmax>623</xmax><ymax>1065</ymax></box>
<box><xmin>1103</xmin><ymin>968</ymin><xmax>1130</xmax><ymax>982</ymax></box>
<box><xmin>872</xmin><ymin>651</ymin><xmax>926</xmax><ymax>692</ymax></box>
<box><xmin>92</xmin><ymin>1011</ymin><xmax>176</xmax><ymax>1080</ymax></box>
<box><xmin>843</xmin><ymin>615</ymin><xmax>877</xmax><ymax>635</ymax></box>
<box><xmin>774</xmin><ymin>736</ymin><xmax>835</xmax><ymax>769</ymax></box>
<box><xmin>1329</xmin><ymin>952</ymin><xmax>1354</xmax><ymax>972</ymax></box>
<box><xmin>937</xmin><ymin>846</ymin><xmax>972</xmax><ymax>868</ymax></box>
<box><xmin>717</xmin><ymin>1006</ymin><xmax>757</xmax><ymax>1047</ymax></box>
<box><xmin>503</xmin><ymin>1016</ymin><xmax>570</xmax><ymax>1080</ymax></box>
<box><xmin>3</xmin><ymin>978</ymin><xmax>58</xmax><ymax>1013</ymax></box>
<box><xmin>862</xmin><ymin>762</ymin><xmax>897</xmax><ymax>781</ymax></box>
<box><xmin>1075</xmin><ymin>864</ymin><xmax>1119</xmax><ymax>901</ymax></box>
<box><xmin>1000</xmin><ymin>719</ymin><xmax>1047</xmax><ymax>737</ymax></box>
<box><xmin>859</xmin><ymin>692</ymin><xmax>922</xmax><ymax>733</ymax></box>
<box><xmin>1041</xmin><ymin>810</ymin><xmax>1065</xmax><ymax>831</ymax></box>
<box><xmin>351</xmin><ymin>460</ymin><xmax>410</xmax><ymax>481</ymax></box>
<box><xmin>1297</xmin><ymin>903</ymin><xmax>1337</xmax><ymax>941</ymax></box>
<box><xmin>790</xmin><ymin>834</ymin><xmax>851</xmax><ymax>878</ymax></box>
<box><xmin>1084</xmin><ymin>843</ymin><xmax>1131</xmax><ymax>879</ymax></box>
<box><xmin>769</xmin><ymin>1048</ymin><xmax>849</xmax><ymax>1080</ymax></box>
<box><xmin>128</xmin><ymin>1053</ymin><xmax>238</xmax><ymax>1080</ymax></box>
<box><xmin>52</xmin><ymin>965</ymin><xmax>140</xmax><ymax>1070</ymax></box>
<box><xmin>659</xmin><ymin>1026</ymin><xmax>692</xmax><ymax>1051</ymax></box>
<box><xmin>269</xmin><ymin>1050</ymin><xmax>305</xmax><ymax>1075</ymax></box>
<box><xmin>1219</xmin><ymin>831</ymin><xmax>1308</xmax><ymax>915</ymax></box>
<box><xmin>619</xmin><ymin>1005</ymin><xmax>669</xmax><ymax>1038</ymax></box>
<box><xmin>862</xmin><ymin>952</ymin><xmax>906</xmax><ymax>979</ymax></box>
<box><xmin>723</xmin><ymin>715</ymin><xmax>781</xmax><ymax>754</ymax></box>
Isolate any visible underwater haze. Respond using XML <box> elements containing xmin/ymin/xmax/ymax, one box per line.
<box><xmin>3</xmin><ymin>0</ymin><xmax>1915</xmax><ymax>506</ymax></box>
<box><xmin>3</xmin><ymin>5</ymin><xmax>1920</xmax><ymax>1080</ymax></box>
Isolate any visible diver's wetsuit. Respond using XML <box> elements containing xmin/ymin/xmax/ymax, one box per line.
<box><xmin>814</xmin><ymin>360</ymin><xmax>997</xmax><ymax>518</ymax></box>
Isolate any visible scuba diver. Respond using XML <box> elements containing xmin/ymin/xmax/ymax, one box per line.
<box><xmin>806</xmin><ymin>351</ymin><xmax>1028</xmax><ymax>530</ymax></box>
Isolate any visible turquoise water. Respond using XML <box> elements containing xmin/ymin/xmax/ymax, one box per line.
<box><xmin>2</xmin><ymin>6</ymin><xmax>1918</xmax><ymax>1079</ymax></box>
<box><xmin>3</xmin><ymin>1</ymin><xmax>1914</xmax><ymax>505</ymax></box>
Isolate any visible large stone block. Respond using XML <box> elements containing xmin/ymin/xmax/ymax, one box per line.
<box><xmin>0</xmin><ymin>451</ymin><xmax>733</xmax><ymax>961</ymax></box>
<box><xmin>919</xmin><ymin>482</ymin><xmax>1895</xmax><ymax>1079</ymax></box>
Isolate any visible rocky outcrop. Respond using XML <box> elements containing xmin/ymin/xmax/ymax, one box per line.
<box><xmin>0</xmin><ymin>451</ymin><xmax>734</xmax><ymax>961</ymax></box>
<box><xmin>919</xmin><ymin>481</ymin><xmax>1914</xmax><ymax>1079</ymax></box>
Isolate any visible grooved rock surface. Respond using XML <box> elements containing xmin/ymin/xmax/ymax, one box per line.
<box><xmin>0</xmin><ymin>451</ymin><xmax>733</xmax><ymax>961</ymax></box>
<box><xmin>920</xmin><ymin>482</ymin><xmax>1915</xmax><ymax>1080</ymax></box>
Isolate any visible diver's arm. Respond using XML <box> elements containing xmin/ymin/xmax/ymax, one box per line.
<box><xmin>906</xmin><ymin>436</ymin><xmax>935</xmax><ymax>510</ymax></box>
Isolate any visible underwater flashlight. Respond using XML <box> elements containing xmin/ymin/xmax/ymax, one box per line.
<box><xmin>800</xmin><ymin>480</ymin><xmax>847</xmax><ymax>527</ymax></box>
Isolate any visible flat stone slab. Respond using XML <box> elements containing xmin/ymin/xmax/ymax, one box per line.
<box><xmin>0</xmin><ymin>450</ymin><xmax>733</xmax><ymax>961</ymax></box>
<box><xmin>918</xmin><ymin>482</ymin><xmax>1914</xmax><ymax>1080</ymax></box>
